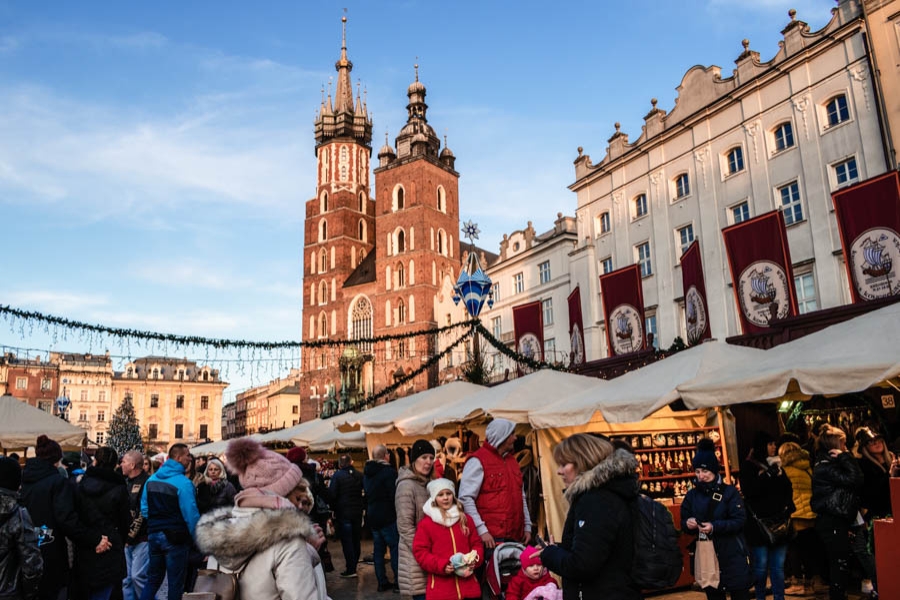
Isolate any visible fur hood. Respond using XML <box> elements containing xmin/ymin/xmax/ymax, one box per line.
<box><xmin>564</xmin><ymin>448</ymin><xmax>639</xmax><ymax>503</ymax></box>
<box><xmin>780</xmin><ymin>444</ymin><xmax>811</xmax><ymax>471</ymax></box>
<box><xmin>195</xmin><ymin>506</ymin><xmax>317</xmax><ymax>570</ymax></box>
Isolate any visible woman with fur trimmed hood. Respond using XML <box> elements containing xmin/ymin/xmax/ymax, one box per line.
<box><xmin>536</xmin><ymin>433</ymin><xmax>642</xmax><ymax>600</ymax></box>
<box><xmin>194</xmin><ymin>438</ymin><xmax>326</xmax><ymax>600</ymax></box>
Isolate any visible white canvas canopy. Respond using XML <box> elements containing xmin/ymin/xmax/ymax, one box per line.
<box><xmin>191</xmin><ymin>434</ymin><xmax>263</xmax><ymax>456</ymax></box>
<box><xmin>394</xmin><ymin>369</ymin><xmax>602</xmax><ymax>435</ymax></box>
<box><xmin>0</xmin><ymin>395</ymin><xmax>87</xmax><ymax>449</ymax></box>
<box><xmin>306</xmin><ymin>428</ymin><xmax>367</xmax><ymax>452</ymax></box>
<box><xmin>678</xmin><ymin>301</ymin><xmax>900</xmax><ymax>408</ymax></box>
<box><xmin>529</xmin><ymin>341</ymin><xmax>765</xmax><ymax>427</ymax></box>
<box><xmin>336</xmin><ymin>381</ymin><xmax>485</xmax><ymax>434</ymax></box>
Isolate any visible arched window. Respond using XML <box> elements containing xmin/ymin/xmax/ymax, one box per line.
<box><xmin>320</xmin><ymin>191</ymin><xmax>329</xmax><ymax>213</ymax></box>
<box><xmin>773</xmin><ymin>122</ymin><xmax>794</xmax><ymax>151</ymax></box>
<box><xmin>826</xmin><ymin>95</ymin><xmax>850</xmax><ymax>126</ymax></box>
<box><xmin>437</xmin><ymin>186</ymin><xmax>446</xmax><ymax>213</ymax></box>
<box><xmin>358</xmin><ymin>192</ymin><xmax>366</xmax><ymax>213</ymax></box>
<box><xmin>319</xmin><ymin>280</ymin><xmax>327</xmax><ymax>305</ymax></box>
<box><xmin>397</xmin><ymin>299</ymin><xmax>407</xmax><ymax>325</ymax></box>
<box><xmin>319</xmin><ymin>219</ymin><xmax>328</xmax><ymax>242</ymax></box>
<box><xmin>202</xmin><ymin>371</ymin><xmax>209</xmax><ymax>382</ymax></box>
<box><xmin>393</xmin><ymin>185</ymin><xmax>406</xmax><ymax>212</ymax></box>
<box><xmin>397</xmin><ymin>229</ymin><xmax>406</xmax><ymax>253</ymax></box>
<box><xmin>318</xmin><ymin>313</ymin><xmax>328</xmax><ymax>339</ymax></box>
<box><xmin>396</xmin><ymin>263</ymin><xmax>406</xmax><ymax>288</ymax></box>
<box><xmin>319</xmin><ymin>248</ymin><xmax>327</xmax><ymax>273</ymax></box>
<box><xmin>359</xmin><ymin>248</ymin><xmax>366</xmax><ymax>263</ymax></box>
<box><xmin>350</xmin><ymin>296</ymin><xmax>373</xmax><ymax>351</ymax></box>
<box><xmin>437</xmin><ymin>229</ymin><xmax>446</xmax><ymax>256</ymax></box>
<box><xmin>726</xmin><ymin>147</ymin><xmax>744</xmax><ymax>175</ymax></box>
<box><xmin>358</xmin><ymin>219</ymin><xmax>367</xmax><ymax>242</ymax></box>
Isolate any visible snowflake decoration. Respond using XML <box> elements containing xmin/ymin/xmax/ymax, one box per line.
<box><xmin>461</xmin><ymin>220</ymin><xmax>480</xmax><ymax>244</ymax></box>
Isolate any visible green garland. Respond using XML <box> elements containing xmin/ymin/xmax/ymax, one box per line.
<box><xmin>475</xmin><ymin>322</ymin><xmax>569</xmax><ymax>373</ymax></box>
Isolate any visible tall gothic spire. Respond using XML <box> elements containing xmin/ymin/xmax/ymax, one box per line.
<box><xmin>334</xmin><ymin>16</ymin><xmax>354</xmax><ymax>114</ymax></box>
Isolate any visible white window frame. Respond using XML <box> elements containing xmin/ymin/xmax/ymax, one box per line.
<box><xmin>599</xmin><ymin>211</ymin><xmax>611</xmax><ymax>235</ymax></box>
<box><xmin>777</xmin><ymin>180</ymin><xmax>804</xmax><ymax>226</ymax></box>
<box><xmin>539</xmin><ymin>261</ymin><xmax>551</xmax><ymax>285</ymax></box>
<box><xmin>636</xmin><ymin>242</ymin><xmax>652</xmax><ymax>278</ymax></box>
<box><xmin>730</xmin><ymin>201</ymin><xmax>750</xmax><ymax>225</ymax></box>
<box><xmin>542</xmin><ymin>298</ymin><xmax>554</xmax><ymax>326</ymax></box>
<box><xmin>16</xmin><ymin>377</ymin><xmax>27</xmax><ymax>390</ymax></box>
<box><xmin>675</xmin><ymin>224</ymin><xmax>695</xmax><ymax>259</ymax></box>
<box><xmin>794</xmin><ymin>270</ymin><xmax>819</xmax><ymax>315</ymax></box>
<box><xmin>544</xmin><ymin>338</ymin><xmax>556</xmax><ymax>362</ymax></box>
<box><xmin>772</xmin><ymin>121</ymin><xmax>795</xmax><ymax>153</ymax></box>
<box><xmin>632</xmin><ymin>194</ymin><xmax>648</xmax><ymax>220</ymax></box>
<box><xmin>725</xmin><ymin>146</ymin><xmax>744</xmax><ymax>176</ymax></box>
<box><xmin>824</xmin><ymin>94</ymin><xmax>851</xmax><ymax>128</ymax></box>
<box><xmin>645</xmin><ymin>312</ymin><xmax>659</xmax><ymax>350</ymax></box>
<box><xmin>513</xmin><ymin>272</ymin><xmax>524</xmax><ymax>295</ymax></box>
<box><xmin>491</xmin><ymin>316</ymin><xmax>502</xmax><ymax>339</ymax></box>
<box><xmin>832</xmin><ymin>156</ymin><xmax>859</xmax><ymax>189</ymax></box>
<box><xmin>674</xmin><ymin>173</ymin><xmax>690</xmax><ymax>200</ymax></box>
<box><xmin>601</xmin><ymin>256</ymin><xmax>613</xmax><ymax>274</ymax></box>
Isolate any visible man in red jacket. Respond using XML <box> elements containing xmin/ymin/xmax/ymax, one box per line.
<box><xmin>459</xmin><ymin>418</ymin><xmax>532</xmax><ymax>551</ymax></box>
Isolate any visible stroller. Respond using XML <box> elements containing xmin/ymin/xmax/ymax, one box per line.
<box><xmin>485</xmin><ymin>541</ymin><xmax>526</xmax><ymax>599</ymax></box>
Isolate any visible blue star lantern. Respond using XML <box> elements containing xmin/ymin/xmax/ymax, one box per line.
<box><xmin>452</xmin><ymin>219</ymin><xmax>494</xmax><ymax>318</ymax></box>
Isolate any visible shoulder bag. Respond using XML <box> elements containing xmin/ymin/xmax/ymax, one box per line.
<box><xmin>185</xmin><ymin>558</ymin><xmax>248</xmax><ymax>600</ymax></box>
<box><xmin>693</xmin><ymin>489</ymin><xmax>722</xmax><ymax>590</ymax></box>
<box><xmin>748</xmin><ymin>506</ymin><xmax>795</xmax><ymax>546</ymax></box>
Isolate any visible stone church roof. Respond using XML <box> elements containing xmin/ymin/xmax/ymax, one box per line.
<box><xmin>343</xmin><ymin>250</ymin><xmax>377</xmax><ymax>288</ymax></box>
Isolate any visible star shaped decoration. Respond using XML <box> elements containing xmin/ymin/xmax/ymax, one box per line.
<box><xmin>461</xmin><ymin>220</ymin><xmax>480</xmax><ymax>244</ymax></box>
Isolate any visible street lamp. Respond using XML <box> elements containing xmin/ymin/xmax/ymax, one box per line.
<box><xmin>451</xmin><ymin>221</ymin><xmax>494</xmax><ymax>378</ymax></box>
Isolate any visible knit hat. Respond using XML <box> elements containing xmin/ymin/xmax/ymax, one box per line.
<box><xmin>225</xmin><ymin>438</ymin><xmax>302</xmax><ymax>498</ymax></box>
<box><xmin>426</xmin><ymin>478</ymin><xmax>455</xmax><ymax>502</ymax></box>
<box><xmin>855</xmin><ymin>426</ymin><xmax>883</xmax><ymax>449</ymax></box>
<box><xmin>692</xmin><ymin>438</ymin><xmax>720</xmax><ymax>473</ymax></box>
<box><xmin>410</xmin><ymin>439</ymin><xmax>435</xmax><ymax>463</ymax></box>
<box><xmin>35</xmin><ymin>435</ymin><xmax>63</xmax><ymax>464</ymax></box>
<box><xmin>485</xmin><ymin>418</ymin><xmax>516</xmax><ymax>448</ymax></box>
<box><xmin>0</xmin><ymin>457</ymin><xmax>21</xmax><ymax>491</ymax></box>
<box><xmin>286</xmin><ymin>447</ymin><xmax>307</xmax><ymax>465</ymax></box>
<box><xmin>520</xmin><ymin>545</ymin><xmax>542</xmax><ymax>570</ymax></box>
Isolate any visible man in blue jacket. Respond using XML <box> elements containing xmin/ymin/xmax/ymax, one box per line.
<box><xmin>139</xmin><ymin>443</ymin><xmax>199</xmax><ymax>600</ymax></box>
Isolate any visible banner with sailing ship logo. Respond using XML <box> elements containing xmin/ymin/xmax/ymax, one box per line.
<box><xmin>679</xmin><ymin>240</ymin><xmax>711</xmax><ymax>344</ymax></box>
<box><xmin>722</xmin><ymin>210</ymin><xmax>798</xmax><ymax>334</ymax></box>
<box><xmin>832</xmin><ymin>171</ymin><xmax>900</xmax><ymax>302</ymax></box>
<box><xmin>567</xmin><ymin>286</ymin><xmax>586</xmax><ymax>364</ymax></box>
<box><xmin>599</xmin><ymin>264</ymin><xmax>646</xmax><ymax>356</ymax></box>
<box><xmin>513</xmin><ymin>300</ymin><xmax>544</xmax><ymax>374</ymax></box>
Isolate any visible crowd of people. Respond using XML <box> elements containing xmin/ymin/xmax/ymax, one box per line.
<box><xmin>0</xmin><ymin>415</ymin><xmax>896</xmax><ymax>600</ymax></box>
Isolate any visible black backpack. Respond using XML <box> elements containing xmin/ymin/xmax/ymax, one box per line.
<box><xmin>630</xmin><ymin>494</ymin><xmax>683</xmax><ymax>590</ymax></box>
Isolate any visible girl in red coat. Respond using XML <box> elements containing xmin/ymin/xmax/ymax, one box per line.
<box><xmin>505</xmin><ymin>545</ymin><xmax>559</xmax><ymax>600</ymax></box>
<box><xmin>413</xmin><ymin>478</ymin><xmax>483</xmax><ymax>600</ymax></box>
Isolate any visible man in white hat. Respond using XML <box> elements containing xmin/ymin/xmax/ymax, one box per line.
<box><xmin>458</xmin><ymin>418</ymin><xmax>532</xmax><ymax>552</ymax></box>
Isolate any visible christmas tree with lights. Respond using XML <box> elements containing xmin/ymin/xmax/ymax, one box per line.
<box><xmin>107</xmin><ymin>396</ymin><xmax>143</xmax><ymax>456</ymax></box>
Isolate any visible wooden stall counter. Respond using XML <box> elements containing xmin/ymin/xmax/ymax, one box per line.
<box><xmin>874</xmin><ymin>478</ymin><xmax>900</xmax><ymax>599</ymax></box>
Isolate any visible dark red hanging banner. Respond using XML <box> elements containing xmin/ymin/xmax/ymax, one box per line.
<box><xmin>722</xmin><ymin>210</ymin><xmax>797</xmax><ymax>334</ymax></box>
<box><xmin>567</xmin><ymin>286</ymin><xmax>586</xmax><ymax>364</ymax></box>
<box><xmin>679</xmin><ymin>240</ymin><xmax>712</xmax><ymax>344</ymax></box>
<box><xmin>513</xmin><ymin>301</ymin><xmax>544</xmax><ymax>371</ymax></box>
<box><xmin>832</xmin><ymin>171</ymin><xmax>900</xmax><ymax>303</ymax></box>
<box><xmin>599</xmin><ymin>264</ymin><xmax>646</xmax><ymax>356</ymax></box>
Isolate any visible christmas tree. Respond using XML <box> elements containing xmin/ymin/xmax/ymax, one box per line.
<box><xmin>107</xmin><ymin>395</ymin><xmax>143</xmax><ymax>456</ymax></box>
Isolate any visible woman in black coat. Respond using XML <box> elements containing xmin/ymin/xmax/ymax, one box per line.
<box><xmin>538</xmin><ymin>433</ymin><xmax>641</xmax><ymax>600</ymax></box>
<box><xmin>740</xmin><ymin>432</ymin><xmax>794</xmax><ymax>600</ymax></box>
<box><xmin>681</xmin><ymin>439</ymin><xmax>752</xmax><ymax>600</ymax></box>
<box><xmin>74</xmin><ymin>447</ymin><xmax>130</xmax><ymax>600</ymax></box>
<box><xmin>195</xmin><ymin>458</ymin><xmax>236</xmax><ymax>514</ymax></box>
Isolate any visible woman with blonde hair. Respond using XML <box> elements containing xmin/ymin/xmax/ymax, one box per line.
<box><xmin>195</xmin><ymin>458</ymin><xmax>236</xmax><ymax>514</ymax></box>
<box><xmin>537</xmin><ymin>433</ymin><xmax>641</xmax><ymax>600</ymax></box>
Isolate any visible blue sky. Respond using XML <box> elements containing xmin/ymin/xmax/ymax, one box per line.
<box><xmin>0</xmin><ymin>0</ymin><xmax>830</xmax><ymax>395</ymax></box>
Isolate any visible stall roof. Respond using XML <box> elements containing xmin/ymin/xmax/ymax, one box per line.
<box><xmin>529</xmin><ymin>341</ymin><xmax>764</xmax><ymax>427</ymax></box>
<box><xmin>191</xmin><ymin>434</ymin><xmax>264</xmax><ymax>456</ymax></box>
<box><xmin>0</xmin><ymin>395</ymin><xmax>88</xmax><ymax>449</ymax></box>
<box><xmin>678</xmin><ymin>301</ymin><xmax>900</xmax><ymax>408</ymax></box>
<box><xmin>336</xmin><ymin>381</ymin><xmax>486</xmax><ymax>434</ymax></box>
<box><xmin>394</xmin><ymin>369</ymin><xmax>602</xmax><ymax>435</ymax></box>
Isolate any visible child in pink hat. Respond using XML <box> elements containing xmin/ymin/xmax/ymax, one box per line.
<box><xmin>506</xmin><ymin>545</ymin><xmax>559</xmax><ymax>600</ymax></box>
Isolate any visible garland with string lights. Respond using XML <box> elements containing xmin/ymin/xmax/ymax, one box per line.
<box><xmin>474</xmin><ymin>322</ymin><xmax>569</xmax><ymax>373</ymax></box>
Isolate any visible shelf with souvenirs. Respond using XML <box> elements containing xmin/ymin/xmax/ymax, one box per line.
<box><xmin>609</xmin><ymin>426</ymin><xmax>725</xmax><ymax>501</ymax></box>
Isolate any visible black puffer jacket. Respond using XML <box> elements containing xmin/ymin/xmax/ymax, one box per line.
<box><xmin>363</xmin><ymin>460</ymin><xmax>397</xmax><ymax>530</ymax></box>
<box><xmin>541</xmin><ymin>449</ymin><xmax>641</xmax><ymax>600</ymax></box>
<box><xmin>20</xmin><ymin>459</ymin><xmax>101</xmax><ymax>597</ymax></box>
<box><xmin>740</xmin><ymin>458</ymin><xmax>794</xmax><ymax>546</ymax></box>
<box><xmin>858</xmin><ymin>453</ymin><xmax>893</xmax><ymax>520</ymax></box>
<box><xmin>73</xmin><ymin>467</ymin><xmax>130</xmax><ymax>588</ymax></box>
<box><xmin>328</xmin><ymin>465</ymin><xmax>364</xmax><ymax>520</ymax></box>
<box><xmin>0</xmin><ymin>489</ymin><xmax>42</xmax><ymax>600</ymax></box>
<box><xmin>681</xmin><ymin>478</ymin><xmax>752</xmax><ymax>592</ymax></box>
<box><xmin>811</xmin><ymin>451</ymin><xmax>863</xmax><ymax>522</ymax></box>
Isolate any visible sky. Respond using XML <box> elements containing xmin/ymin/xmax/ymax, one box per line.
<box><xmin>0</xmin><ymin>0</ymin><xmax>832</xmax><ymax>397</ymax></box>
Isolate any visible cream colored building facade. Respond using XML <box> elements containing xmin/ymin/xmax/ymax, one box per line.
<box><xmin>52</xmin><ymin>352</ymin><xmax>114</xmax><ymax>444</ymax></box>
<box><xmin>569</xmin><ymin>1</ymin><xmax>895</xmax><ymax>358</ymax></box>
<box><xmin>113</xmin><ymin>356</ymin><xmax>226</xmax><ymax>448</ymax></box>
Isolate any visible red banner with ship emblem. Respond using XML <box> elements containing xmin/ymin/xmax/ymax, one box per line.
<box><xmin>679</xmin><ymin>240</ymin><xmax>712</xmax><ymax>344</ymax></box>
<box><xmin>832</xmin><ymin>171</ymin><xmax>900</xmax><ymax>303</ymax></box>
<box><xmin>567</xmin><ymin>286</ymin><xmax>586</xmax><ymax>364</ymax></box>
<box><xmin>722</xmin><ymin>210</ymin><xmax>798</xmax><ymax>334</ymax></box>
<box><xmin>513</xmin><ymin>301</ymin><xmax>544</xmax><ymax>371</ymax></box>
<box><xmin>599</xmin><ymin>264</ymin><xmax>646</xmax><ymax>356</ymax></box>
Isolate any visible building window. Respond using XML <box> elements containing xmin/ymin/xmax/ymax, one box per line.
<box><xmin>358</xmin><ymin>219</ymin><xmax>366</xmax><ymax>242</ymax></box>
<box><xmin>513</xmin><ymin>273</ymin><xmax>524</xmax><ymax>294</ymax></box>
<box><xmin>41</xmin><ymin>378</ymin><xmax>52</xmax><ymax>391</ymax></box>
<box><xmin>727</xmin><ymin>147</ymin><xmax>744</xmax><ymax>174</ymax></box>
<box><xmin>15</xmin><ymin>377</ymin><xmax>26</xmax><ymax>390</ymax></box>
<box><xmin>150</xmin><ymin>394</ymin><xmax>159</xmax><ymax>408</ymax></box>
<box><xmin>544</xmin><ymin>338</ymin><xmax>556</xmax><ymax>362</ymax></box>
<box><xmin>80</xmin><ymin>390</ymin><xmax>88</xmax><ymax>402</ymax></box>
<box><xmin>774</xmin><ymin>122</ymin><xmax>794</xmax><ymax>151</ymax></box>
<box><xmin>396</xmin><ymin>263</ymin><xmax>406</xmax><ymax>288</ymax></box>
<box><xmin>393</xmin><ymin>185</ymin><xmax>405</xmax><ymax>211</ymax></box>
<box><xmin>351</xmin><ymin>296</ymin><xmax>373</xmax><ymax>351</ymax></box>
<box><xmin>826</xmin><ymin>95</ymin><xmax>850</xmax><ymax>127</ymax></box>
<box><xmin>97</xmin><ymin>410</ymin><xmax>105</xmax><ymax>422</ymax></box>
<box><xmin>38</xmin><ymin>401</ymin><xmax>51</xmax><ymax>412</ymax></box>
<box><xmin>633</xmin><ymin>193</ymin><xmax>648</xmax><ymax>219</ymax></box>
<box><xmin>96</xmin><ymin>432</ymin><xmax>104</xmax><ymax>444</ymax></box>
<box><xmin>199</xmin><ymin>424</ymin><xmax>208</xmax><ymax>440</ymax></box>
<box><xmin>675</xmin><ymin>174</ymin><xmax>690</xmax><ymax>199</ymax></box>
<box><xmin>493</xmin><ymin>283</ymin><xmax>501</xmax><ymax>302</ymax></box>
<box><xmin>795</xmin><ymin>272</ymin><xmax>818</xmax><ymax>314</ymax></box>
<box><xmin>437</xmin><ymin>186</ymin><xmax>446</xmax><ymax>213</ymax></box>
<box><xmin>148</xmin><ymin>424</ymin><xmax>158</xmax><ymax>440</ymax></box>
<box><xmin>676</xmin><ymin>224</ymin><xmax>695</xmax><ymax>258</ymax></box>
<box><xmin>176</xmin><ymin>395</ymin><xmax>184</xmax><ymax>409</ymax></box>
<box><xmin>542</xmin><ymin>298</ymin><xmax>554</xmax><ymax>326</ymax></box>
<box><xmin>319</xmin><ymin>219</ymin><xmax>327</xmax><ymax>241</ymax></box>
<box><xmin>201</xmin><ymin>396</ymin><xmax>209</xmax><ymax>410</ymax></box>
<box><xmin>636</xmin><ymin>242</ymin><xmax>652</xmax><ymax>277</ymax></box>
<box><xmin>397</xmin><ymin>229</ymin><xmax>406</xmax><ymax>253</ymax></box>
<box><xmin>292</xmin><ymin>405</ymin><xmax>299</xmax><ymax>414</ymax></box>
<box><xmin>601</xmin><ymin>257</ymin><xmax>613</xmax><ymax>274</ymax></box>
<box><xmin>175</xmin><ymin>424</ymin><xmax>183</xmax><ymax>439</ymax></box>
<box><xmin>778</xmin><ymin>181</ymin><xmax>803</xmax><ymax>225</ymax></box>
<box><xmin>320</xmin><ymin>191</ymin><xmax>328</xmax><ymax>213</ymax></box>
<box><xmin>731</xmin><ymin>202</ymin><xmax>750</xmax><ymax>224</ymax></box>
<box><xmin>599</xmin><ymin>211</ymin><xmax>611</xmax><ymax>234</ymax></box>
<box><xmin>491</xmin><ymin>316</ymin><xmax>502</xmax><ymax>339</ymax></box>
<box><xmin>646</xmin><ymin>313</ymin><xmax>659</xmax><ymax>350</ymax></box>
<box><xmin>397</xmin><ymin>300</ymin><xmax>407</xmax><ymax>325</ymax></box>
<box><xmin>359</xmin><ymin>192</ymin><xmax>366</xmax><ymax>213</ymax></box>
<box><xmin>834</xmin><ymin>157</ymin><xmax>859</xmax><ymax>188</ymax></box>
<box><xmin>539</xmin><ymin>261</ymin><xmax>551</xmax><ymax>284</ymax></box>
<box><xmin>98</xmin><ymin>391</ymin><xmax>105</xmax><ymax>402</ymax></box>
<box><xmin>318</xmin><ymin>248</ymin><xmax>327</xmax><ymax>273</ymax></box>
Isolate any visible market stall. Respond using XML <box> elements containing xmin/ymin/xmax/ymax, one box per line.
<box><xmin>0</xmin><ymin>394</ymin><xmax>87</xmax><ymax>453</ymax></box>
